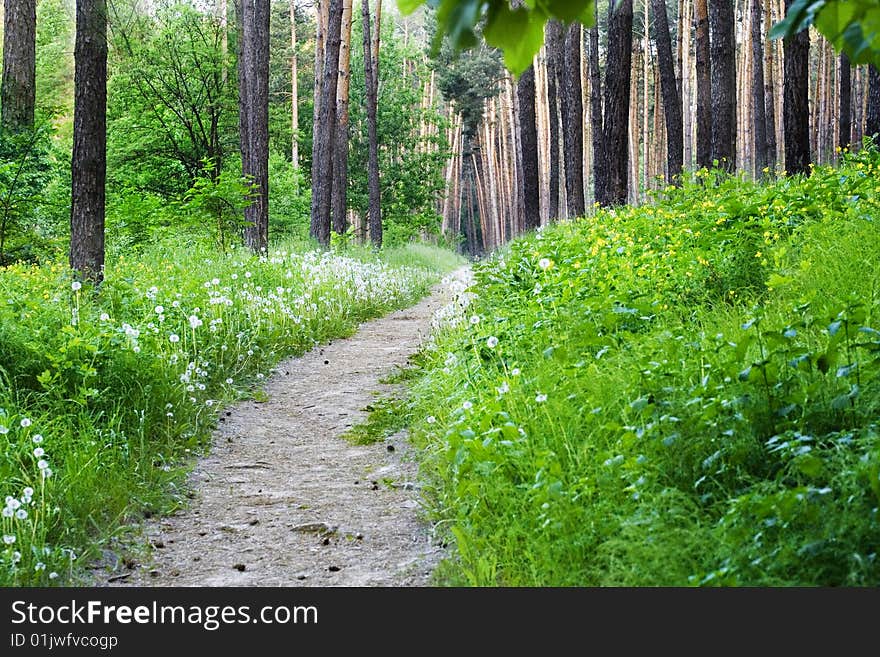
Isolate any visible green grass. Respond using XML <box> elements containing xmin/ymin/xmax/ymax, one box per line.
<box><xmin>341</xmin><ymin>395</ymin><xmax>411</xmax><ymax>446</ymax></box>
<box><xmin>410</xmin><ymin>148</ymin><xmax>880</xmax><ymax>586</ymax></box>
<box><xmin>0</xmin><ymin>237</ymin><xmax>463</xmax><ymax>585</ymax></box>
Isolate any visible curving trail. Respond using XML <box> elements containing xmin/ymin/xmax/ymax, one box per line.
<box><xmin>103</xmin><ymin>268</ymin><xmax>469</xmax><ymax>587</ymax></box>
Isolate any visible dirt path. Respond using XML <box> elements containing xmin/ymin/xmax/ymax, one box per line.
<box><xmin>103</xmin><ymin>268</ymin><xmax>469</xmax><ymax>587</ymax></box>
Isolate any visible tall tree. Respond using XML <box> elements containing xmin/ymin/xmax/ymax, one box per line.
<box><xmin>240</xmin><ymin>0</ymin><xmax>270</xmax><ymax>252</ymax></box>
<box><xmin>331</xmin><ymin>0</ymin><xmax>353</xmax><ymax>235</ymax></box>
<box><xmin>70</xmin><ymin>0</ymin><xmax>107</xmax><ymax>283</ymax></box>
<box><xmin>545</xmin><ymin>20</ymin><xmax>562</xmax><ymax>220</ymax></box>
<box><xmin>651</xmin><ymin>0</ymin><xmax>683</xmax><ymax>179</ymax></box>
<box><xmin>290</xmin><ymin>0</ymin><xmax>299</xmax><ymax>165</ymax></box>
<box><xmin>694</xmin><ymin>0</ymin><xmax>711</xmax><ymax>169</ymax></box>
<box><xmin>839</xmin><ymin>53</ymin><xmax>851</xmax><ymax>149</ymax></box>
<box><xmin>598</xmin><ymin>0</ymin><xmax>633</xmax><ymax>206</ymax></box>
<box><xmin>1</xmin><ymin>0</ymin><xmax>36</xmax><ymax>132</ymax></box>
<box><xmin>310</xmin><ymin>0</ymin><xmax>343</xmax><ymax>246</ymax></box>
<box><xmin>783</xmin><ymin>0</ymin><xmax>810</xmax><ymax>175</ymax></box>
<box><xmin>588</xmin><ymin>15</ymin><xmax>604</xmax><ymax>203</ymax></box>
<box><xmin>517</xmin><ymin>63</ymin><xmax>540</xmax><ymax>229</ymax></box>
<box><xmin>362</xmin><ymin>0</ymin><xmax>382</xmax><ymax>246</ymax></box>
<box><xmin>709</xmin><ymin>0</ymin><xmax>736</xmax><ymax>169</ymax></box>
<box><xmin>764</xmin><ymin>0</ymin><xmax>777</xmax><ymax>171</ymax></box>
<box><xmin>867</xmin><ymin>65</ymin><xmax>880</xmax><ymax>138</ymax></box>
<box><xmin>561</xmin><ymin>23</ymin><xmax>585</xmax><ymax>217</ymax></box>
<box><xmin>751</xmin><ymin>0</ymin><xmax>769</xmax><ymax>174</ymax></box>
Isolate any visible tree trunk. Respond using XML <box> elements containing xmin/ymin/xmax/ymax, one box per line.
<box><xmin>331</xmin><ymin>0</ymin><xmax>353</xmax><ymax>235</ymax></box>
<box><xmin>866</xmin><ymin>65</ymin><xmax>880</xmax><ymax>139</ymax></box>
<box><xmin>545</xmin><ymin>21</ymin><xmax>562</xmax><ymax>220</ymax></box>
<box><xmin>290</xmin><ymin>0</ymin><xmax>299</xmax><ymax>165</ymax></box>
<box><xmin>751</xmin><ymin>0</ymin><xmax>768</xmax><ymax>174</ymax></box>
<box><xmin>362</xmin><ymin>0</ymin><xmax>382</xmax><ymax>247</ymax></box>
<box><xmin>310</xmin><ymin>0</ymin><xmax>342</xmax><ymax>246</ymax></box>
<box><xmin>651</xmin><ymin>0</ymin><xmax>683</xmax><ymax>179</ymax></box>
<box><xmin>70</xmin><ymin>0</ymin><xmax>107</xmax><ymax>283</ymax></box>
<box><xmin>783</xmin><ymin>0</ymin><xmax>810</xmax><ymax>175</ymax></box>
<box><xmin>241</xmin><ymin>0</ymin><xmax>270</xmax><ymax>253</ymax></box>
<box><xmin>709</xmin><ymin>0</ymin><xmax>735</xmax><ymax>170</ymax></box>
<box><xmin>561</xmin><ymin>23</ymin><xmax>585</xmax><ymax>217</ymax></box>
<box><xmin>588</xmin><ymin>16</ymin><xmax>604</xmax><ymax>205</ymax></box>
<box><xmin>517</xmin><ymin>63</ymin><xmax>540</xmax><ymax>230</ymax></box>
<box><xmin>2</xmin><ymin>0</ymin><xmax>36</xmax><ymax>132</ymax></box>
<box><xmin>839</xmin><ymin>53</ymin><xmax>851</xmax><ymax>150</ymax></box>
<box><xmin>764</xmin><ymin>0</ymin><xmax>777</xmax><ymax>171</ymax></box>
<box><xmin>694</xmin><ymin>0</ymin><xmax>711</xmax><ymax>168</ymax></box>
<box><xmin>599</xmin><ymin>0</ymin><xmax>633</xmax><ymax>207</ymax></box>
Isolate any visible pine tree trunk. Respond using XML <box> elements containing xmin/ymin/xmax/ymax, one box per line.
<box><xmin>242</xmin><ymin>0</ymin><xmax>270</xmax><ymax>253</ymax></box>
<box><xmin>362</xmin><ymin>0</ymin><xmax>382</xmax><ymax>247</ymax></box>
<box><xmin>1</xmin><ymin>0</ymin><xmax>36</xmax><ymax>132</ymax></box>
<box><xmin>694</xmin><ymin>0</ymin><xmax>712</xmax><ymax>169</ymax></box>
<box><xmin>290</xmin><ymin>0</ymin><xmax>299</xmax><ymax>165</ymax></box>
<box><xmin>561</xmin><ymin>23</ymin><xmax>585</xmax><ymax>217</ymax></box>
<box><xmin>709</xmin><ymin>0</ymin><xmax>736</xmax><ymax>170</ymax></box>
<box><xmin>331</xmin><ymin>0</ymin><xmax>353</xmax><ymax>235</ymax></box>
<box><xmin>651</xmin><ymin>0</ymin><xmax>683</xmax><ymax>179</ymax></box>
<box><xmin>783</xmin><ymin>0</ymin><xmax>810</xmax><ymax>175</ymax></box>
<box><xmin>839</xmin><ymin>53</ymin><xmax>851</xmax><ymax>149</ymax></box>
<box><xmin>545</xmin><ymin>21</ymin><xmax>562</xmax><ymax>221</ymax></box>
<box><xmin>751</xmin><ymin>0</ymin><xmax>768</xmax><ymax>174</ymax></box>
<box><xmin>599</xmin><ymin>0</ymin><xmax>633</xmax><ymax>207</ymax></box>
<box><xmin>588</xmin><ymin>16</ymin><xmax>604</xmax><ymax>204</ymax></box>
<box><xmin>70</xmin><ymin>0</ymin><xmax>107</xmax><ymax>283</ymax></box>
<box><xmin>764</xmin><ymin>0</ymin><xmax>777</xmax><ymax>171</ymax></box>
<box><xmin>310</xmin><ymin>0</ymin><xmax>342</xmax><ymax>246</ymax></box>
<box><xmin>517</xmin><ymin>64</ymin><xmax>540</xmax><ymax>230</ymax></box>
<box><xmin>866</xmin><ymin>65</ymin><xmax>880</xmax><ymax>138</ymax></box>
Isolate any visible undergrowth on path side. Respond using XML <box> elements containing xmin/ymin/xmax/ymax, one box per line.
<box><xmin>410</xmin><ymin>148</ymin><xmax>880</xmax><ymax>586</ymax></box>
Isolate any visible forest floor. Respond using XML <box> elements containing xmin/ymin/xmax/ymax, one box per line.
<box><xmin>97</xmin><ymin>267</ymin><xmax>470</xmax><ymax>587</ymax></box>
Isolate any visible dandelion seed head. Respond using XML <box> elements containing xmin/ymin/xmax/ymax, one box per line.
<box><xmin>100</xmin><ymin>313</ymin><xmax>110</xmax><ymax>321</ymax></box>
<box><xmin>486</xmin><ymin>336</ymin><xmax>499</xmax><ymax>349</ymax></box>
<box><xmin>535</xmin><ymin>393</ymin><xmax>548</xmax><ymax>403</ymax></box>
<box><xmin>154</xmin><ymin>305</ymin><xmax>164</xmax><ymax>314</ymax></box>
<box><xmin>32</xmin><ymin>434</ymin><xmax>43</xmax><ymax>443</ymax></box>
<box><xmin>0</xmin><ymin>425</ymin><xmax>8</xmax><ymax>435</ymax></box>
<box><xmin>538</xmin><ymin>258</ymin><xmax>552</xmax><ymax>271</ymax></box>
<box><xmin>15</xmin><ymin>509</ymin><xmax>27</xmax><ymax>520</ymax></box>
<box><xmin>426</xmin><ymin>416</ymin><xmax>436</xmax><ymax>424</ymax></box>
<box><xmin>71</xmin><ymin>281</ymin><xmax>82</xmax><ymax>291</ymax></box>
<box><xmin>37</xmin><ymin>459</ymin><xmax>49</xmax><ymax>470</ymax></box>
<box><xmin>33</xmin><ymin>448</ymin><xmax>44</xmax><ymax>458</ymax></box>
<box><xmin>3</xmin><ymin>534</ymin><xmax>15</xmax><ymax>544</ymax></box>
<box><xmin>20</xmin><ymin>418</ymin><xmax>31</xmax><ymax>428</ymax></box>
<box><xmin>462</xmin><ymin>401</ymin><xmax>473</xmax><ymax>410</ymax></box>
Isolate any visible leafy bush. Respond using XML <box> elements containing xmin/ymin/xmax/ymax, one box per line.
<box><xmin>411</xmin><ymin>147</ymin><xmax>880</xmax><ymax>586</ymax></box>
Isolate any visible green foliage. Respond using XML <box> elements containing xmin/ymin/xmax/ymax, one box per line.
<box><xmin>771</xmin><ymin>0</ymin><xmax>880</xmax><ymax>68</ymax></box>
<box><xmin>411</xmin><ymin>148</ymin><xmax>880</xmax><ymax>586</ymax></box>
<box><xmin>0</xmin><ymin>239</ymin><xmax>460</xmax><ymax>585</ymax></box>
<box><xmin>399</xmin><ymin>0</ymin><xmax>595</xmax><ymax>74</ymax></box>
<box><xmin>0</xmin><ymin>127</ymin><xmax>55</xmax><ymax>265</ymax></box>
<box><xmin>342</xmin><ymin>395</ymin><xmax>410</xmax><ymax>445</ymax></box>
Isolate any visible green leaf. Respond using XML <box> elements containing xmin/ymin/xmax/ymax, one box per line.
<box><xmin>796</xmin><ymin>454</ymin><xmax>824</xmax><ymax>478</ymax></box>
<box><xmin>816</xmin><ymin>353</ymin><xmax>831</xmax><ymax>374</ymax></box>
<box><xmin>484</xmin><ymin>4</ymin><xmax>547</xmax><ymax>75</ymax></box>
<box><xmin>397</xmin><ymin>0</ymin><xmax>425</xmax><ymax>15</ymax></box>
<box><xmin>545</xmin><ymin>0</ymin><xmax>595</xmax><ymax>24</ymax></box>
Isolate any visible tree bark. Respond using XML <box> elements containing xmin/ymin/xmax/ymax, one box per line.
<box><xmin>70</xmin><ymin>0</ymin><xmax>107</xmax><ymax>283</ymax></box>
<box><xmin>545</xmin><ymin>21</ymin><xmax>562</xmax><ymax>220</ymax></box>
<box><xmin>764</xmin><ymin>0</ymin><xmax>777</xmax><ymax>171</ymax></box>
<box><xmin>331</xmin><ymin>0</ymin><xmax>353</xmax><ymax>235</ymax></box>
<box><xmin>362</xmin><ymin>0</ymin><xmax>382</xmax><ymax>247</ymax></box>
<box><xmin>561</xmin><ymin>23</ymin><xmax>585</xmax><ymax>217</ymax></box>
<box><xmin>709</xmin><ymin>0</ymin><xmax>736</xmax><ymax>170</ymax></box>
<box><xmin>651</xmin><ymin>0</ymin><xmax>683</xmax><ymax>180</ymax></box>
<box><xmin>599</xmin><ymin>0</ymin><xmax>633</xmax><ymax>207</ymax></box>
<box><xmin>241</xmin><ymin>0</ymin><xmax>270</xmax><ymax>252</ymax></box>
<box><xmin>310</xmin><ymin>0</ymin><xmax>342</xmax><ymax>246</ymax></box>
<box><xmin>517</xmin><ymin>64</ymin><xmax>540</xmax><ymax>230</ymax></box>
<box><xmin>838</xmin><ymin>53</ymin><xmax>851</xmax><ymax>150</ymax></box>
<box><xmin>751</xmin><ymin>0</ymin><xmax>768</xmax><ymax>174</ymax></box>
<box><xmin>694</xmin><ymin>0</ymin><xmax>711</xmax><ymax>168</ymax></box>
<box><xmin>1</xmin><ymin>0</ymin><xmax>36</xmax><ymax>132</ymax></box>
<box><xmin>783</xmin><ymin>0</ymin><xmax>810</xmax><ymax>175</ymax></box>
<box><xmin>290</xmin><ymin>0</ymin><xmax>299</xmax><ymax>165</ymax></box>
<box><xmin>866</xmin><ymin>65</ymin><xmax>880</xmax><ymax>139</ymax></box>
<box><xmin>588</xmin><ymin>16</ymin><xmax>604</xmax><ymax>205</ymax></box>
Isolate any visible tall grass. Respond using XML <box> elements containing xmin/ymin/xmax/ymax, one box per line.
<box><xmin>0</xmin><ymin>238</ymin><xmax>462</xmax><ymax>585</ymax></box>
<box><xmin>411</xmin><ymin>148</ymin><xmax>880</xmax><ymax>586</ymax></box>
